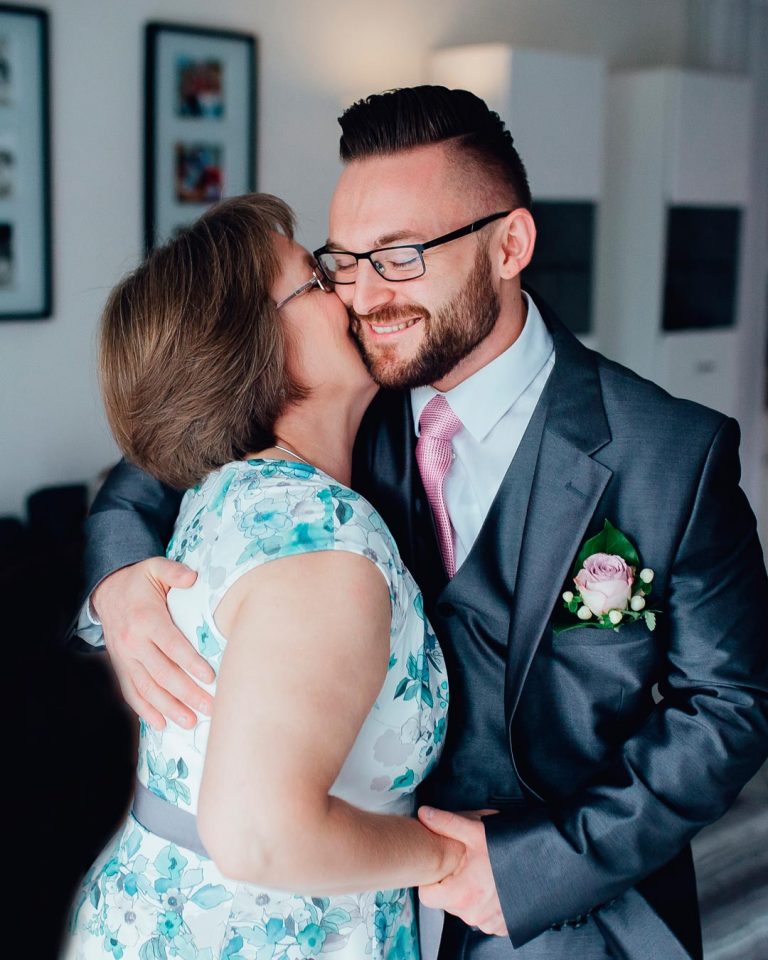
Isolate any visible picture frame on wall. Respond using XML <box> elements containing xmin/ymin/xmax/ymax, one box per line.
<box><xmin>0</xmin><ymin>4</ymin><xmax>51</xmax><ymax>321</ymax></box>
<box><xmin>144</xmin><ymin>22</ymin><xmax>257</xmax><ymax>251</ymax></box>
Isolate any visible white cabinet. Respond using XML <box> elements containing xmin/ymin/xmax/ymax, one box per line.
<box><xmin>595</xmin><ymin>68</ymin><xmax>752</xmax><ymax>418</ymax></box>
<box><xmin>430</xmin><ymin>45</ymin><xmax>606</xmax><ymax>347</ymax></box>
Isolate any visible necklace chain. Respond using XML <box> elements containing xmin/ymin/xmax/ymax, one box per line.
<box><xmin>272</xmin><ymin>441</ymin><xmax>312</xmax><ymax>466</ymax></box>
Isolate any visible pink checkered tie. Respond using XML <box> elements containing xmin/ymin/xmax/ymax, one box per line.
<box><xmin>416</xmin><ymin>394</ymin><xmax>462</xmax><ymax>578</ymax></box>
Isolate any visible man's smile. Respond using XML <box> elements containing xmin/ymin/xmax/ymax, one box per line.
<box><xmin>366</xmin><ymin>317</ymin><xmax>423</xmax><ymax>337</ymax></box>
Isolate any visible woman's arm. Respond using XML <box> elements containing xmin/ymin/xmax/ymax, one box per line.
<box><xmin>198</xmin><ymin>549</ymin><xmax>464</xmax><ymax>893</ymax></box>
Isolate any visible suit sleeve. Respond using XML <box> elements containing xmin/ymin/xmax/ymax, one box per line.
<box><xmin>484</xmin><ymin>417</ymin><xmax>768</xmax><ymax>946</ymax></box>
<box><xmin>75</xmin><ymin>459</ymin><xmax>183</xmax><ymax>641</ymax></box>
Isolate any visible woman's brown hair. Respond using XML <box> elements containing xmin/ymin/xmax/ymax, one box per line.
<box><xmin>99</xmin><ymin>194</ymin><xmax>306</xmax><ymax>490</ymax></box>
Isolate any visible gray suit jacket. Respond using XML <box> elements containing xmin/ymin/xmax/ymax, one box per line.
<box><xmin>82</xmin><ymin>306</ymin><xmax>768</xmax><ymax>960</ymax></box>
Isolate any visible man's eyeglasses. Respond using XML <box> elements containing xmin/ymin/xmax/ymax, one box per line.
<box><xmin>275</xmin><ymin>267</ymin><xmax>333</xmax><ymax>310</ymax></box>
<box><xmin>313</xmin><ymin>210</ymin><xmax>511</xmax><ymax>285</ymax></box>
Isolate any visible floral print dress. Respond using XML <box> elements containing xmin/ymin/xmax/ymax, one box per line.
<box><xmin>64</xmin><ymin>460</ymin><xmax>448</xmax><ymax>960</ymax></box>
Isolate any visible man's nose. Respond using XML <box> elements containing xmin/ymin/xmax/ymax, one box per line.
<box><xmin>349</xmin><ymin>261</ymin><xmax>397</xmax><ymax>317</ymax></box>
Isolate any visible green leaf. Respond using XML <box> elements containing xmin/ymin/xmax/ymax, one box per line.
<box><xmin>323</xmin><ymin>908</ymin><xmax>351</xmax><ymax>927</ymax></box>
<box><xmin>329</xmin><ymin>485</ymin><xmax>356</xmax><ymax>500</ymax></box>
<box><xmin>572</xmin><ymin>519</ymin><xmax>640</xmax><ymax>575</ymax></box>
<box><xmin>391</xmin><ymin>768</ymin><xmax>415</xmax><ymax>790</ymax></box>
<box><xmin>125</xmin><ymin>828</ymin><xmax>142</xmax><ymax>859</ymax></box>
<box><xmin>420</xmin><ymin>684</ymin><xmax>434</xmax><ymax>708</ymax></box>
<box><xmin>190</xmin><ymin>883</ymin><xmax>234</xmax><ymax>909</ymax></box>
<box><xmin>403</xmin><ymin>683</ymin><xmax>418</xmax><ymax>700</ymax></box>
<box><xmin>406</xmin><ymin>654</ymin><xmax>418</xmax><ymax>679</ymax></box>
<box><xmin>175</xmin><ymin>780</ymin><xmax>192</xmax><ymax>806</ymax></box>
<box><xmin>265</xmin><ymin>917</ymin><xmax>287</xmax><ymax>942</ymax></box>
<box><xmin>644</xmin><ymin>611</ymin><xmax>657</xmax><ymax>631</ymax></box>
<box><xmin>394</xmin><ymin>677</ymin><xmax>409</xmax><ymax>699</ymax></box>
<box><xmin>177</xmin><ymin>758</ymin><xmax>189</xmax><ymax>779</ymax></box>
<box><xmin>139</xmin><ymin>939</ymin><xmax>167</xmax><ymax>960</ymax></box>
<box><xmin>180</xmin><ymin>868</ymin><xmax>204</xmax><ymax>889</ymax></box>
<box><xmin>335</xmin><ymin>500</ymin><xmax>353</xmax><ymax>525</ymax></box>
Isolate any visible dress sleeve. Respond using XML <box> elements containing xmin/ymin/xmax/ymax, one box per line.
<box><xmin>206</xmin><ymin>471</ymin><xmax>402</xmax><ymax>632</ymax></box>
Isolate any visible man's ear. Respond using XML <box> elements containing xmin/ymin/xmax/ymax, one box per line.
<box><xmin>495</xmin><ymin>209</ymin><xmax>536</xmax><ymax>280</ymax></box>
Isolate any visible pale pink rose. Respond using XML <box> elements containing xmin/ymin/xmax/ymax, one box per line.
<box><xmin>574</xmin><ymin>553</ymin><xmax>634</xmax><ymax>616</ymax></box>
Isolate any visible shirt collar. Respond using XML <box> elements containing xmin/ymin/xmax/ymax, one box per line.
<box><xmin>411</xmin><ymin>292</ymin><xmax>554</xmax><ymax>441</ymax></box>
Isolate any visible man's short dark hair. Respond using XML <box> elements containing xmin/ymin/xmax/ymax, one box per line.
<box><xmin>338</xmin><ymin>85</ymin><xmax>532</xmax><ymax>210</ymax></box>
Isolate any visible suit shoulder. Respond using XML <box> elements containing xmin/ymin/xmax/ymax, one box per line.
<box><xmin>591</xmin><ymin>351</ymin><xmax>730</xmax><ymax>444</ymax></box>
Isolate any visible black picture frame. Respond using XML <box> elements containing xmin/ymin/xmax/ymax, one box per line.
<box><xmin>144</xmin><ymin>22</ymin><xmax>256</xmax><ymax>252</ymax></box>
<box><xmin>0</xmin><ymin>4</ymin><xmax>52</xmax><ymax>321</ymax></box>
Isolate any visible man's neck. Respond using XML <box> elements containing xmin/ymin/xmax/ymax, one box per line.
<box><xmin>430</xmin><ymin>290</ymin><xmax>528</xmax><ymax>393</ymax></box>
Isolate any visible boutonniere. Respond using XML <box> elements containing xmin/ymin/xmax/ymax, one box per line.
<box><xmin>555</xmin><ymin>520</ymin><xmax>660</xmax><ymax>634</ymax></box>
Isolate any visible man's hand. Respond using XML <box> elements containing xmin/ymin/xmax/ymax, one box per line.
<box><xmin>93</xmin><ymin>558</ymin><xmax>215</xmax><ymax>730</ymax></box>
<box><xmin>417</xmin><ymin>806</ymin><xmax>508</xmax><ymax>937</ymax></box>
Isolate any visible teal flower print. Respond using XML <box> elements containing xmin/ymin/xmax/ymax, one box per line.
<box><xmin>208</xmin><ymin>467</ymin><xmax>238</xmax><ymax>516</ymax></box>
<box><xmin>146</xmin><ymin>752</ymin><xmax>192</xmax><ymax>807</ymax></box>
<box><xmin>103</xmin><ymin>928</ymin><xmax>125</xmax><ymax>959</ymax></box>
<box><xmin>222</xmin><ymin>933</ymin><xmax>244</xmax><ymax>957</ymax></box>
<box><xmin>297</xmin><ymin>922</ymin><xmax>327</xmax><ymax>956</ymax></box>
<box><xmin>386</xmin><ymin>919</ymin><xmax>419</xmax><ymax>960</ymax></box>
<box><xmin>157</xmin><ymin>909</ymin><xmax>183</xmax><ymax>940</ymax></box>
<box><xmin>170</xmin><ymin>510</ymin><xmax>204</xmax><ymax>562</ymax></box>
<box><xmin>328</xmin><ymin>484</ymin><xmax>359</xmax><ymax>525</ymax></box>
<box><xmin>393</xmin><ymin>653</ymin><xmax>433</xmax><ymax>708</ymax></box>
<box><xmin>196</xmin><ymin>621</ymin><xmax>220</xmax><ymax>659</ymax></box>
<box><xmin>256</xmin><ymin>460</ymin><xmax>316</xmax><ymax>481</ymax></box>
<box><xmin>434</xmin><ymin>716</ymin><xmax>447</xmax><ymax>746</ymax></box>
<box><xmin>236</xmin><ymin>495</ymin><xmax>294</xmax><ymax>540</ymax></box>
<box><xmin>374</xmin><ymin>890</ymin><xmax>406</xmax><ymax>945</ymax></box>
<box><xmin>155</xmin><ymin>844</ymin><xmax>188</xmax><ymax>883</ymax></box>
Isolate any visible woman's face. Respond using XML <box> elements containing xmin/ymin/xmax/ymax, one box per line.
<box><xmin>272</xmin><ymin>233</ymin><xmax>373</xmax><ymax>394</ymax></box>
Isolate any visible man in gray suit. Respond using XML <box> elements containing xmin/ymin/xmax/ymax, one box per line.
<box><xmin>79</xmin><ymin>87</ymin><xmax>768</xmax><ymax>960</ymax></box>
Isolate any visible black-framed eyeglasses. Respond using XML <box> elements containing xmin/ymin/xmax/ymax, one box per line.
<box><xmin>313</xmin><ymin>210</ymin><xmax>511</xmax><ymax>285</ymax></box>
<box><xmin>275</xmin><ymin>267</ymin><xmax>333</xmax><ymax>310</ymax></box>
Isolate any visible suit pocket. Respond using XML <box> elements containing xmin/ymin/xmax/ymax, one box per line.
<box><xmin>551</xmin><ymin>616</ymin><xmax>652</xmax><ymax>646</ymax></box>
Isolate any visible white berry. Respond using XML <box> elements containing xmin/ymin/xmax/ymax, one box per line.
<box><xmin>639</xmin><ymin>568</ymin><xmax>654</xmax><ymax>584</ymax></box>
<box><xmin>631</xmin><ymin>595</ymin><xmax>646</xmax><ymax>611</ymax></box>
<box><xmin>577</xmin><ymin>606</ymin><xmax>592</xmax><ymax>620</ymax></box>
<box><xmin>608</xmin><ymin>609</ymin><xmax>623</xmax><ymax>625</ymax></box>
<box><xmin>563</xmin><ymin>591</ymin><xmax>574</xmax><ymax>603</ymax></box>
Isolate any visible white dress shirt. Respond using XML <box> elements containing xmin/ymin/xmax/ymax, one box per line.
<box><xmin>410</xmin><ymin>292</ymin><xmax>555</xmax><ymax>572</ymax></box>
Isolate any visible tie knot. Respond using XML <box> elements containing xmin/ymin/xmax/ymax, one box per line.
<box><xmin>419</xmin><ymin>394</ymin><xmax>462</xmax><ymax>442</ymax></box>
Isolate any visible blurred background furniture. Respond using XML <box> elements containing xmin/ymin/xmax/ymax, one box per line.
<box><xmin>5</xmin><ymin>482</ymin><xmax>134</xmax><ymax>956</ymax></box>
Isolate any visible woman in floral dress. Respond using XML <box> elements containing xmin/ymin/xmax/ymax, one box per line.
<box><xmin>63</xmin><ymin>195</ymin><xmax>458</xmax><ymax>959</ymax></box>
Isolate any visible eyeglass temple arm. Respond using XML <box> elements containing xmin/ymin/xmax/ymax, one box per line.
<box><xmin>275</xmin><ymin>275</ymin><xmax>318</xmax><ymax>310</ymax></box>
<box><xmin>420</xmin><ymin>211</ymin><xmax>512</xmax><ymax>252</ymax></box>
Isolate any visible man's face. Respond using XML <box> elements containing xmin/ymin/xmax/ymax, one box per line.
<box><xmin>326</xmin><ymin>144</ymin><xmax>501</xmax><ymax>389</ymax></box>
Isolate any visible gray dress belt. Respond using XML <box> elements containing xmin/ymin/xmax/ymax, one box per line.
<box><xmin>131</xmin><ymin>780</ymin><xmax>210</xmax><ymax>859</ymax></box>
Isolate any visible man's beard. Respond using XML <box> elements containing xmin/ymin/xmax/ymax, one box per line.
<box><xmin>348</xmin><ymin>244</ymin><xmax>500</xmax><ymax>389</ymax></box>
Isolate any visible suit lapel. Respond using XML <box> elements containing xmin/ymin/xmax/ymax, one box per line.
<box><xmin>504</xmin><ymin>310</ymin><xmax>613</xmax><ymax>725</ymax></box>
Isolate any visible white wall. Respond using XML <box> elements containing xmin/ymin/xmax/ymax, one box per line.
<box><xmin>0</xmin><ymin>0</ymin><xmax>716</xmax><ymax>518</ymax></box>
